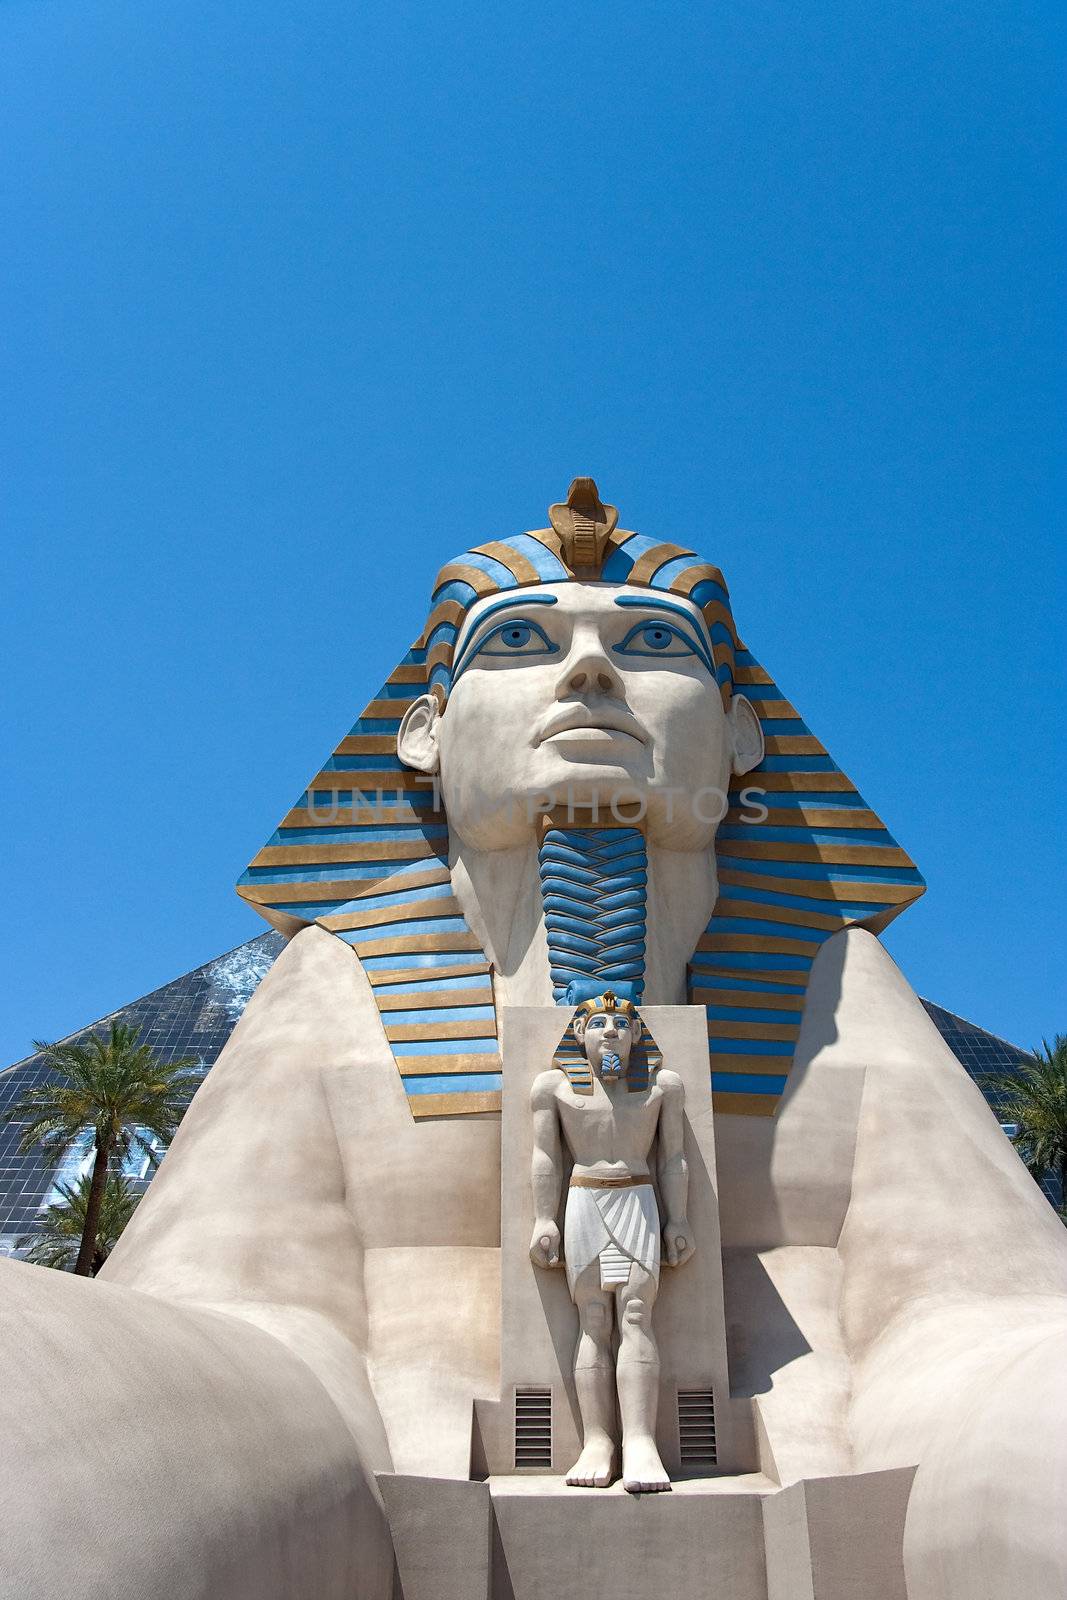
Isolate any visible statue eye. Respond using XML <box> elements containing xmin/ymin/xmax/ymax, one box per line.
<box><xmin>614</xmin><ymin>620</ymin><xmax>700</xmax><ymax>660</ymax></box>
<box><xmin>468</xmin><ymin>618</ymin><xmax>558</xmax><ymax>661</ymax></box>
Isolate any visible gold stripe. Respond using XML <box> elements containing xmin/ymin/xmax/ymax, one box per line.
<box><xmin>281</xmin><ymin>803</ymin><xmax>444</xmax><ymax>829</ymax></box>
<box><xmin>734</xmin><ymin>664</ymin><xmax>775</xmax><ymax>686</ymax></box>
<box><xmin>325</xmin><ymin>863</ymin><xmax>451</xmax><ymax>900</ymax></box>
<box><xmin>359</xmin><ymin>699</ymin><xmax>416</xmax><ymax>720</ymax></box>
<box><xmin>625</xmin><ymin>543</ymin><xmax>692</xmax><ymax>584</ymax></box>
<box><xmin>716</xmin><ymin>867</ymin><xmax>919</xmax><ymax>904</ymax></box>
<box><xmin>521</xmin><ymin>526</ymin><xmax>565</xmax><ymax>563</ymax></box>
<box><xmin>752</xmin><ymin>700</ymin><xmax>799</xmax><ymax>720</ymax></box>
<box><xmin>713</xmin><ymin>896</ymin><xmax>845</xmax><ymax>933</ymax></box>
<box><xmin>763</xmin><ymin>735</ymin><xmax>824</xmax><ymax>756</ymax></box>
<box><xmin>252</xmin><ymin>841</ymin><xmax>443</xmax><ymax>869</ymax></box>
<box><xmin>707</xmin><ymin>1052</ymin><xmax>792</xmax><ymax>1074</ymax></box>
<box><xmin>736</xmin><ymin>772</ymin><xmax>855</xmax><ymax>793</ymax></box>
<box><xmin>721</xmin><ymin>840</ymin><xmax>914</xmax><ymax>868</ymax></box>
<box><xmin>698</xmin><ymin>601</ymin><xmax>738</xmax><ymax>638</ymax></box>
<box><xmin>706</xmin><ymin>1019</ymin><xmax>800</xmax><ymax>1042</ymax></box>
<box><xmin>695</xmin><ymin>964</ymin><xmax>815</xmax><ymax>987</ymax></box>
<box><xmin>725</xmin><ymin>806</ymin><xmax>882</xmax><ymax>830</ymax></box>
<box><xmin>398</xmin><ymin>1052</ymin><xmax>502</xmax><ymax>1075</ymax></box>
<box><xmin>408</xmin><ymin>1090</ymin><xmax>502</xmax><ymax>1120</ymax></box>
<box><xmin>307</xmin><ymin>769</ymin><xmax>436</xmax><ymax>792</ymax></box>
<box><xmin>240</xmin><ymin>860</ymin><xmax>448</xmax><ymax>905</ymax></box>
<box><xmin>336</xmin><ymin>735</ymin><xmax>399</xmax><ymax>755</ymax></box>
<box><xmin>471</xmin><ymin>540</ymin><xmax>543</xmax><ymax>584</ymax></box>
<box><xmin>332</xmin><ymin>894</ymin><xmax>462</xmax><ymax>932</ymax></box>
<box><xmin>433</xmin><ymin>562</ymin><xmax>500</xmax><ymax>596</ymax></box>
<box><xmin>376</xmin><ymin>987</ymin><xmax>494</xmax><ymax>1012</ymax></box>
<box><xmin>699</xmin><ymin>931</ymin><xmax>822</xmax><ymax>956</ymax></box>
<box><xmin>669</xmin><ymin>562</ymin><xmax>728</xmax><ymax>597</ymax></box>
<box><xmin>690</xmin><ymin>987</ymin><xmax>805</xmax><ymax>1012</ymax></box>
<box><xmin>427</xmin><ymin>640</ymin><xmax>454</xmax><ymax>673</ymax></box>
<box><xmin>712</xmin><ymin>1091</ymin><xmax>778</xmax><ymax>1118</ymax></box>
<box><xmin>423</xmin><ymin>598</ymin><xmax>467</xmax><ymax>636</ymax></box>
<box><xmin>569</xmin><ymin>1174</ymin><xmax>651</xmax><ymax>1189</ymax></box>
<box><xmin>389</xmin><ymin>664</ymin><xmax>428</xmax><ymax>685</ymax></box>
<box><xmin>351</xmin><ymin>930</ymin><xmax>484</xmax><ymax>957</ymax></box>
<box><xmin>385</xmin><ymin>1018</ymin><xmax>497</xmax><ymax>1042</ymax></box>
<box><xmin>367</xmin><ymin>960</ymin><xmax>489</xmax><ymax>987</ymax></box>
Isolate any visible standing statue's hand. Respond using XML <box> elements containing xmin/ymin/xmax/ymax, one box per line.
<box><xmin>529</xmin><ymin>1219</ymin><xmax>561</xmax><ymax>1269</ymax></box>
<box><xmin>665</xmin><ymin>1220</ymin><xmax>696</xmax><ymax>1268</ymax></box>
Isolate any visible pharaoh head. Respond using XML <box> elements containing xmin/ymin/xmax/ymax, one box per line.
<box><xmin>396</xmin><ymin>479</ymin><xmax>765</xmax><ymax>851</ymax></box>
<box><xmin>572</xmin><ymin>991</ymin><xmax>643</xmax><ymax>1081</ymax></box>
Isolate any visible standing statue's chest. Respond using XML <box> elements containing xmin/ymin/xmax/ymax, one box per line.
<box><xmin>557</xmin><ymin>1084</ymin><xmax>661</xmax><ymax>1150</ymax></box>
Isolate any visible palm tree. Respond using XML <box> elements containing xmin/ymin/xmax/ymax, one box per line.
<box><xmin>4</xmin><ymin>1022</ymin><xmax>202</xmax><ymax>1275</ymax></box>
<box><xmin>984</xmin><ymin>1034</ymin><xmax>1067</xmax><ymax>1214</ymax></box>
<box><xmin>19</xmin><ymin>1171</ymin><xmax>142</xmax><ymax>1274</ymax></box>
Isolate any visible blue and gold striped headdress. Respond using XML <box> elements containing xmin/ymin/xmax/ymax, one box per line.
<box><xmin>554</xmin><ymin>990</ymin><xmax>660</xmax><ymax>1095</ymax></box>
<box><xmin>237</xmin><ymin>479</ymin><xmax>925</xmax><ymax>1121</ymax></box>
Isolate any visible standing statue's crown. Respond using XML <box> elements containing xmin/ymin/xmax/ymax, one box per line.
<box><xmin>573</xmin><ymin>990</ymin><xmax>639</xmax><ymax>1023</ymax></box>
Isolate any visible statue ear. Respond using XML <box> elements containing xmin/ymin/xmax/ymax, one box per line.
<box><xmin>397</xmin><ymin>694</ymin><xmax>442</xmax><ymax>775</ymax></box>
<box><xmin>728</xmin><ymin>693</ymin><xmax>765</xmax><ymax>776</ymax></box>
<box><xmin>572</xmin><ymin>1015</ymin><xmax>587</xmax><ymax>1044</ymax></box>
<box><xmin>630</xmin><ymin>1016</ymin><xmax>643</xmax><ymax>1045</ymax></box>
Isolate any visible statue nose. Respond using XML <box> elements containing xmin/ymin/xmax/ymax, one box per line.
<box><xmin>557</xmin><ymin>634</ymin><xmax>624</xmax><ymax>700</ymax></box>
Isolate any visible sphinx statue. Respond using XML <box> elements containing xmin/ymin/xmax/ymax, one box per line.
<box><xmin>2</xmin><ymin>479</ymin><xmax>1065</xmax><ymax>1600</ymax></box>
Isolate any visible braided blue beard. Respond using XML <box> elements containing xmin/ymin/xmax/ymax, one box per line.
<box><xmin>600</xmin><ymin>1051</ymin><xmax>623</xmax><ymax>1080</ymax></box>
<box><xmin>537</xmin><ymin>827</ymin><xmax>648</xmax><ymax>1007</ymax></box>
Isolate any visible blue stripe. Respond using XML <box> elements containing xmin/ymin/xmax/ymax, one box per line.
<box><xmin>686</xmin><ymin>578</ymin><xmax>733</xmax><ymax>611</ymax></box>
<box><xmin>714</xmin><ymin>883</ymin><xmax>890</xmax><ymax>919</ymax></box>
<box><xmin>403</xmin><ymin>1073</ymin><xmax>502</xmax><ymax>1095</ymax></box>
<box><xmin>385</xmin><ymin>1004</ymin><xmax>495</xmax><ymax>1025</ymax></box>
<box><xmin>715</xmin><ymin>854</ymin><xmax>923</xmax><ymax>887</ymax></box>
<box><xmin>756</xmin><ymin>719</ymin><xmax>811</xmax><ymax>735</ymax></box>
<box><xmin>692</xmin><ymin>951</ymin><xmax>813</xmax><ymax>973</ymax></box>
<box><xmin>443</xmin><ymin>549</ymin><xmax>522</xmax><ymax>588</ymax></box>
<box><xmin>705</xmin><ymin>1004</ymin><xmax>804</xmax><ymax>1025</ymax></box>
<box><xmin>246</xmin><ymin>860</ymin><xmax>444</xmax><ymax>885</ymax></box>
<box><xmin>330</xmin><ymin>880</ymin><xmax>456</xmax><ymax>912</ymax></box>
<box><xmin>709</xmin><ymin>915</ymin><xmax>831</xmax><ymax>942</ymax></box>
<box><xmin>709</xmin><ymin>1038</ymin><xmax>794</xmax><ymax>1057</ymax></box>
<box><xmin>346</xmin><ymin>716</ymin><xmax>402</xmax><ymax>733</ymax></box>
<box><xmin>719</xmin><ymin>824</ymin><xmax>892</xmax><ymax>846</ymax></box>
<box><xmin>689</xmin><ymin>974</ymin><xmax>808</xmax><ymax>995</ymax></box>
<box><xmin>711</xmin><ymin>1072</ymin><xmax>787</xmax><ymax>1095</ymax></box>
<box><xmin>755</xmin><ymin>756</ymin><xmax>838</xmax><ymax>772</ymax></box>
<box><xmin>497</xmin><ymin>531</ymin><xmax>570</xmax><ymax>581</ymax></box>
<box><xmin>600</xmin><ymin>532</ymin><xmax>664</xmax><ymax>580</ymax></box>
<box><xmin>430</xmin><ymin>579</ymin><xmax>479</xmax><ymax>608</ymax></box>
<box><xmin>322</xmin><ymin>755</ymin><xmax>406</xmax><ymax>772</ymax></box>
<box><xmin>642</xmin><ymin>553</ymin><xmax>704</xmax><ymax>589</ymax></box>
<box><xmin>392</xmin><ymin>1037</ymin><xmax>498</xmax><ymax>1057</ymax></box>
<box><xmin>362</xmin><ymin>951</ymin><xmax>487</xmax><ymax>972</ymax></box>
<box><xmin>339</xmin><ymin>915</ymin><xmax>467</xmax><ymax>942</ymax></box>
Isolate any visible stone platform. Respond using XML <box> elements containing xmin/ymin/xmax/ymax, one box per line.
<box><xmin>377</xmin><ymin>1465</ymin><xmax>913</xmax><ymax>1600</ymax></box>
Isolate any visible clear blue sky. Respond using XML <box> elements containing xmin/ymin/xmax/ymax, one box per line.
<box><xmin>1</xmin><ymin>0</ymin><xmax>1063</xmax><ymax>1065</ymax></box>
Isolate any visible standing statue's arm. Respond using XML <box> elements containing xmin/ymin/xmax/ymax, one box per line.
<box><xmin>657</xmin><ymin>1070</ymin><xmax>695</xmax><ymax>1267</ymax></box>
<box><xmin>529</xmin><ymin>1071</ymin><xmax>564</xmax><ymax>1268</ymax></box>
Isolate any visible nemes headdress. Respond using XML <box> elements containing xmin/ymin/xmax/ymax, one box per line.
<box><xmin>555</xmin><ymin>990</ymin><xmax>659</xmax><ymax>1095</ymax></box>
<box><xmin>237</xmin><ymin>479</ymin><xmax>925</xmax><ymax>1122</ymax></box>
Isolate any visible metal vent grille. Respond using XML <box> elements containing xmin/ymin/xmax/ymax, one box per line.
<box><xmin>514</xmin><ymin>1387</ymin><xmax>552</xmax><ymax>1469</ymax></box>
<box><xmin>678</xmin><ymin>1388</ymin><xmax>717</xmax><ymax>1468</ymax></box>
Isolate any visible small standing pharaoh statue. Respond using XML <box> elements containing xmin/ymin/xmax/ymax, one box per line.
<box><xmin>529</xmin><ymin>992</ymin><xmax>694</xmax><ymax>1492</ymax></box>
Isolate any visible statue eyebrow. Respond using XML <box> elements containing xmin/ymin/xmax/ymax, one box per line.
<box><xmin>451</xmin><ymin>593</ymin><xmax>559</xmax><ymax>680</ymax></box>
<box><xmin>612</xmin><ymin>594</ymin><xmax>715</xmax><ymax>674</ymax></box>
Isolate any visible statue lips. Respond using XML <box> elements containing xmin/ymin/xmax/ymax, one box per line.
<box><xmin>535</xmin><ymin>707</ymin><xmax>648</xmax><ymax>747</ymax></box>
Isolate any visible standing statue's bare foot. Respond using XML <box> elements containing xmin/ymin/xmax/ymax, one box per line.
<box><xmin>566</xmin><ymin>1435</ymin><xmax>616</xmax><ymax>1487</ymax></box>
<box><xmin>622</xmin><ymin>1436</ymin><xmax>671</xmax><ymax>1493</ymax></box>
